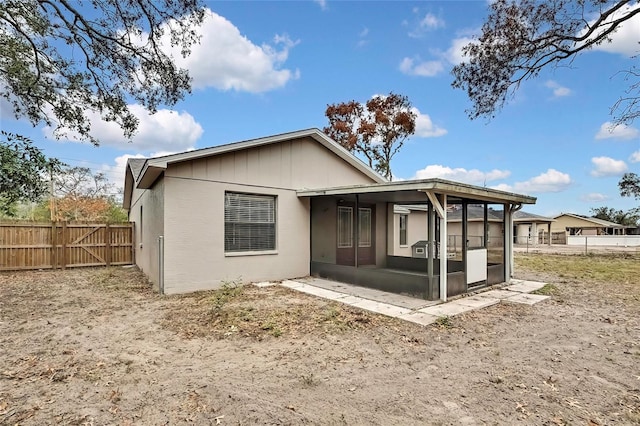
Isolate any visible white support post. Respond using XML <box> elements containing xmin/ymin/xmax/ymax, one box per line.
<box><xmin>439</xmin><ymin>194</ymin><xmax>447</xmax><ymax>302</ymax></box>
<box><xmin>504</xmin><ymin>206</ymin><xmax>512</xmax><ymax>282</ymax></box>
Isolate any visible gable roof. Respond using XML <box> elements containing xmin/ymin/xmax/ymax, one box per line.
<box><xmin>123</xmin><ymin>128</ymin><xmax>385</xmax><ymax>209</ymax></box>
<box><xmin>128</xmin><ymin>158</ymin><xmax>146</xmax><ymax>181</ymax></box>
<box><xmin>553</xmin><ymin>213</ymin><xmax>626</xmax><ymax>228</ymax></box>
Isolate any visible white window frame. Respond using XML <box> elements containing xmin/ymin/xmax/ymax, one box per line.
<box><xmin>399</xmin><ymin>214</ymin><xmax>408</xmax><ymax>247</ymax></box>
<box><xmin>224</xmin><ymin>192</ymin><xmax>276</xmax><ymax>254</ymax></box>
<box><xmin>337</xmin><ymin>206</ymin><xmax>353</xmax><ymax>248</ymax></box>
<box><xmin>358</xmin><ymin>208</ymin><xmax>372</xmax><ymax>248</ymax></box>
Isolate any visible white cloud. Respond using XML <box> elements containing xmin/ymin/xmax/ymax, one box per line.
<box><xmin>587</xmin><ymin>3</ymin><xmax>640</xmax><ymax>56</ymax></box>
<box><xmin>44</xmin><ymin>104</ymin><xmax>203</xmax><ymax>152</ymax></box>
<box><xmin>314</xmin><ymin>0</ymin><xmax>327</xmax><ymax>10</ymax></box>
<box><xmin>595</xmin><ymin>121</ymin><xmax>640</xmax><ymax>140</ymax></box>
<box><xmin>590</xmin><ymin>156</ymin><xmax>628</xmax><ymax>177</ymax></box>
<box><xmin>444</xmin><ymin>36</ymin><xmax>475</xmax><ymax>64</ymax></box>
<box><xmin>408</xmin><ymin>12</ymin><xmax>445</xmax><ymax>38</ymax></box>
<box><xmin>411</xmin><ymin>107</ymin><xmax>447</xmax><ymax>137</ymax></box>
<box><xmin>630</xmin><ymin>150</ymin><xmax>640</xmax><ymax>163</ymax></box>
<box><xmin>544</xmin><ymin>80</ymin><xmax>572</xmax><ymax>97</ymax></box>
<box><xmin>162</xmin><ymin>10</ymin><xmax>300</xmax><ymax>93</ymax></box>
<box><xmin>494</xmin><ymin>169</ymin><xmax>572</xmax><ymax>194</ymax></box>
<box><xmin>419</xmin><ymin>13</ymin><xmax>445</xmax><ymax>30</ymax></box>
<box><xmin>103</xmin><ymin>150</ymin><xmax>189</xmax><ymax>189</ymax></box>
<box><xmin>357</xmin><ymin>27</ymin><xmax>369</xmax><ymax>47</ymax></box>
<box><xmin>400</xmin><ymin>35</ymin><xmax>475</xmax><ymax>77</ymax></box>
<box><xmin>413</xmin><ymin>164</ymin><xmax>510</xmax><ymax>185</ymax></box>
<box><xmin>580</xmin><ymin>192</ymin><xmax>610</xmax><ymax>202</ymax></box>
<box><xmin>399</xmin><ymin>57</ymin><xmax>444</xmax><ymax>77</ymax></box>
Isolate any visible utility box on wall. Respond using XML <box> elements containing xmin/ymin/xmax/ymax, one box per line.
<box><xmin>411</xmin><ymin>240</ymin><xmax>429</xmax><ymax>258</ymax></box>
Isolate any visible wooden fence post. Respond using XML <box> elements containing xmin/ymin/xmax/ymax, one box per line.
<box><xmin>51</xmin><ymin>221</ymin><xmax>57</xmax><ymax>270</ymax></box>
<box><xmin>61</xmin><ymin>221</ymin><xmax>67</xmax><ymax>270</ymax></box>
<box><xmin>105</xmin><ymin>224</ymin><xmax>111</xmax><ymax>267</ymax></box>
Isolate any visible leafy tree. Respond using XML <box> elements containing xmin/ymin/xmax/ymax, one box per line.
<box><xmin>590</xmin><ymin>206</ymin><xmax>639</xmax><ymax>226</ymax></box>
<box><xmin>0</xmin><ymin>0</ymin><xmax>205</xmax><ymax>145</ymax></box>
<box><xmin>51</xmin><ymin>166</ymin><xmax>126</xmax><ymax>222</ymax></box>
<box><xmin>451</xmin><ymin>0</ymin><xmax>640</xmax><ymax>125</ymax></box>
<box><xmin>0</xmin><ymin>131</ymin><xmax>63</xmax><ymax>216</ymax></box>
<box><xmin>324</xmin><ymin>92</ymin><xmax>417</xmax><ymax>180</ymax></box>
<box><xmin>619</xmin><ymin>172</ymin><xmax>640</xmax><ymax>199</ymax></box>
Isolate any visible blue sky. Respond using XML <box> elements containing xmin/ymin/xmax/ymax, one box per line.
<box><xmin>2</xmin><ymin>0</ymin><xmax>640</xmax><ymax>217</ymax></box>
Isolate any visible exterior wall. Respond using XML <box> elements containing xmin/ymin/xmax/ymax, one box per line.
<box><xmin>375</xmin><ymin>202</ymin><xmax>387</xmax><ymax>266</ymax></box>
<box><xmin>158</xmin><ymin>136</ymin><xmax>378</xmax><ymax>294</ymax></box>
<box><xmin>163</xmin><ymin>178</ymin><xmax>310</xmax><ymax>293</ymax></box>
<box><xmin>391</xmin><ymin>210</ymin><xmax>427</xmax><ymax>256</ymax></box>
<box><xmin>128</xmin><ymin>178</ymin><xmax>164</xmax><ymax>290</ymax></box>
<box><xmin>311</xmin><ymin>197</ymin><xmax>336</xmax><ymax>264</ymax></box>
<box><xmin>515</xmin><ymin>223</ymin><xmax>531</xmax><ymax>244</ymax></box>
<box><xmin>166</xmin><ymin>137</ymin><xmax>375</xmax><ymax>190</ymax></box>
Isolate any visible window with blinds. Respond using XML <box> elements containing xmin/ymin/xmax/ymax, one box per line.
<box><xmin>224</xmin><ymin>192</ymin><xmax>276</xmax><ymax>252</ymax></box>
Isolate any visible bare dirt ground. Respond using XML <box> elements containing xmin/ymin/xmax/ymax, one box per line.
<box><xmin>1</xmin><ymin>256</ymin><xmax>639</xmax><ymax>426</ymax></box>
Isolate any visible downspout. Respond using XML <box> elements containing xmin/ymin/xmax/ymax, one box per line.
<box><xmin>354</xmin><ymin>194</ymin><xmax>359</xmax><ymax>268</ymax></box>
<box><xmin>158</xmin><ymin>235</ymin><xmax>165</xmax><ymax>295</ymax></box>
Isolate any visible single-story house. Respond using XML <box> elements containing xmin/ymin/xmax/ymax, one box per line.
<box><xmin>551</xmin><ymin>213</ymin><xmax>628</xmax><ymax>236</ymax></box>
<box><xmin>123</xmin><ymin>128</ymin><xmax>536</xmax><ymax>301</ymax></box>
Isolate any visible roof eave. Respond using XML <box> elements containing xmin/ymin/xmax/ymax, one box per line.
<box><xmin>297</xmin><ymin>178</ymin><xmax>536</xmax><ymax>205</ymax></box>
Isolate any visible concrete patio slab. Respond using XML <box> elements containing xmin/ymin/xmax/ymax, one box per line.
<box><xmin>336</xmin><ymin>295</ymin><xmax>366</xmax><ymax>305</ymax></box>
<box><xmin>350</xmin><ymin>299</ymin><xmax>413</xmax><ymax>317</ymax></box>
<box><xmin>505</xmin><ymin>280</ymin><xmax>547</xmax><ymax>293</ymax></box>
<box><xmin>281</xmin><ymin>280</ymin><xmax>304</xmax><ymax>289</ymax></box>
<box><xmin>280</xmin><ymin>275</ymin><xmax>550</xmax><ymax>327</ymax></box>
<box><xmin>454</xmin><ymin>296</ymin><xmax>501</xmax><ymax>309</ymax></box>
<box><xmin>503</xmin><ymin>293</ymin><xmax>550</xmax><ymax>305</ymax></box>
<box><xmin>399</xmin><ymin>311</ymin><xmax>439</xmax><ymax>326</ymax></box>
<box><xmin>283</xmin><ymin>283</ymin><xmax>347</xmax><ymax>301</ymax></box>
<box><xmin>477</xmin><ymin>289</ymin><xmax>521</xmax><ymax>300</ymax></box>
<box><xmin>419</xmin><ymin>302</ymin><xmax>472</xmax><ymax>317</ymax></box>
<box><xmin>304</xmin><ymin>278</ymin><xmax>435</xmax><ymax>310</ymax></box>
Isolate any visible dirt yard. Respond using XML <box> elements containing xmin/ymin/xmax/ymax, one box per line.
<box><xmin>1</xmin><ymin>254</ymin><xmax>639</xmax><ymax>425</ymax></box>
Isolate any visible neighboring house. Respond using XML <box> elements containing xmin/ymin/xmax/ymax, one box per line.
<box><xmin>124</xmin><ymin>128</ymin><xmax>536</xmax><ymax>301</ymax></box>
<box><xmin>391</xmin><ymin>205</ymin><xmax>553</xmax><ymax>255</ymax></box>
<box><xmin>551</xmin><ymin>213</ymin><xmax>628</xmax><ymax>236</ymax></box>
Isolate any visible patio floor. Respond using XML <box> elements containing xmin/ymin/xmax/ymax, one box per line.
<box><xmin>270</xmin><ymin>278</ymin><xmax>549</xmax><ymax>326</ymax></box>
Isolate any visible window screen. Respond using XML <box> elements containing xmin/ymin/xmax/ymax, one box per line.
<box><xmin>224</xmin><ymin>192</ymin><xmax>276</xmax><ymax>252</ymax></box>
<box><xmin>359</xmin><ymin>208</ymin><xmax>372</xmax><ymax>247</ymax></box>
<box><xmin>399</xmin><ymin>214</ymin><xmax>407</xmax><ymax>246</ymax></box>
<box><xmin>337</xmin><ymin>206</ymin><xmax>353</xmax><ymax>248</ymax></box>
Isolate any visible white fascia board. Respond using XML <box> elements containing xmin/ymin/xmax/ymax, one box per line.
<box><xmin>297</xmin><ymin>178</ymin><xmax>537</xmax><ymax>205</ymax></box>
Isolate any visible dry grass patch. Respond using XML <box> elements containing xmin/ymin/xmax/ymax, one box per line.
<box><xmin>516</xmin><ymin>252</ymin><xmax>640</xmax><ymax>284</ymax></box>
<box><xmin>162</xmin><ymin>283</ymin><xmax>399</xmax><ymax>340</ymax></box>
<box><xmin>516</xmin><ymin>252</ymin><xmax>640</xmax><ymax>306</ymax></box>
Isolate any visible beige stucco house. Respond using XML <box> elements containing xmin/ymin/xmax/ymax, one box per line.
<box><xmin>551</xmin><ymin>213</ymin><xmax>627</xmax><ymax>236</ymax></box>
<box><xmin>124</xmin><ymin>129</ymin><xmax>536</xmax><ymax>301</ymax></box>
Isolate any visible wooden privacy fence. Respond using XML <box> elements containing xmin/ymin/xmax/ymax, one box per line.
<box><xmin>0</xmin><ymin>222</ymin><xmax>134</xmax><ymax>271</ymax></box>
